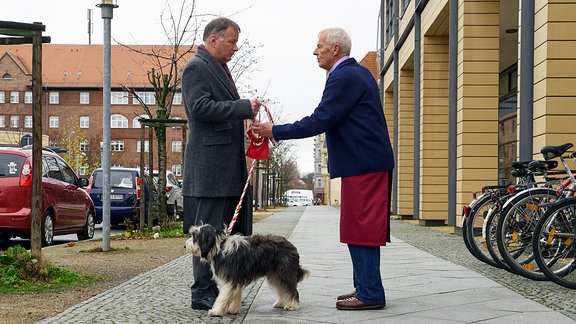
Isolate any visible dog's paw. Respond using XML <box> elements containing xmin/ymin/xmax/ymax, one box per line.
<box><xmin>208</xmin><ymin>309</ymin><xmax>224</xmax><ymax>317</ymax></box>
<box><xmin>284</xmin><ymin>304</ymin><xmax>300</xmax><ymax>311</ymax></box>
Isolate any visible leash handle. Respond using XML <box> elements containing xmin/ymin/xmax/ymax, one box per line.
<box><xmin>226</xmin><ymin>105</ymin><xmax>274</xmax><ymax>234</ymax></box>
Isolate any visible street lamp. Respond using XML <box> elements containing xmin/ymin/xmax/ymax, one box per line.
<box><xmin>97</xmin><ymin>0</ymin><xmax>118</xmax><ymax>252</ymax></box>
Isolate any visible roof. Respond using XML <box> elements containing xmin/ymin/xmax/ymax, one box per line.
<box><xmin>358</xmin><ymin>51</ymin><xmax>379</xmax><ymax>81</ymax></box>
<box><xmin>0</xmin><ymin>44</ymin><xmax>196</xmax><ymax>88</ymax></box>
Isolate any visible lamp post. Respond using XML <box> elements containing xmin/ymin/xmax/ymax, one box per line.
<box><xmin>97</xmin><ymin>0</ymin><xmax>118</xmax><ymax>252</ymax></box>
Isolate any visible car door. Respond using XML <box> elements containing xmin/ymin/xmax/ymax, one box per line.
<box><xmin>43</xmin><ymin>155</ymin><xmax>73</xmax><ymax>229</ymax></box>
<box><xmin>55</xmin><ymin>156</ymin><xmax>88</xmax><ymax>228</ymax></box>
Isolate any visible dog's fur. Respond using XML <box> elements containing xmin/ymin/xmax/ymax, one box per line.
<box><xmin>185</xmin><ymin>224</ymin><xmax>309</xmax><ymax>317</ymax></box>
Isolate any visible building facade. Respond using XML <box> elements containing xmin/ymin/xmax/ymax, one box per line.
<box><xmin>0</xmin><ymin>44</ymin><xmax>189</xmax><ymax>177</ymax></box>
<box><xmin>380</xmin><ymin>0</ymin><xmax>576</xmax><ymax>228</ymax></box>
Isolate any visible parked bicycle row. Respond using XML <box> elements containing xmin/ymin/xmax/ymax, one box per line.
<box><xmin>462</xmin><ymin>142</ymin><xmax>576</xmax><ymax>289</ymax></box>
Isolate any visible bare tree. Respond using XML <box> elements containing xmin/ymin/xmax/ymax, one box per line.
<box><xmin>118</xmin><ymin>0</ymin><xmax>201</xmax><ymax>224</ymax></box>
<box><xmin>117</xmin><ymin>0</ymin><xmax>266</xmax><ymax>225</ymax></box>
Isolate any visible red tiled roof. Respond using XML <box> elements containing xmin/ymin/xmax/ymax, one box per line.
<box><xmin>358</xmin><ymin>51</ymin><xmax>379</xmax><ymax>80</ymax></box>
<box><xmin>0</xmin><ymin>44</ymin><xmax>196</xmax><ymax>88</ymax></box>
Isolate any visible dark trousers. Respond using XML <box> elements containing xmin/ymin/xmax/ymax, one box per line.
<box><xmin>184</xmin><ymin>196</ymin><xmax>238</xmax><ymax>303</ymax></box>
<box><xmin>348</xmin><ymin>244</ymin><xmax>386</xmax><ymax>305</ymax></box>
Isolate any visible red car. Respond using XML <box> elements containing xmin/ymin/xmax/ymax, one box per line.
<box><xmin>0</xmin><ymin>147</ymin><xmax>95</xmax><ymax>246</ymax></box>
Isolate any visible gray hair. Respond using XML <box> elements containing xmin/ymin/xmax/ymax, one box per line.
<box><xmin>320</xmin><ymin>28</ymin><xmax>352</xmax><ymax>55</ymax></box>
<box><xmin>203</xmin><ymin>17</ymin><xmax>241</xmax><ymax>41</ymax></box>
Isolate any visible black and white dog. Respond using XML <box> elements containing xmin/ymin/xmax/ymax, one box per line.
<box><xmin>185</xmin><ymin>224</ymin><xmax>309</xmax><ymax>317</ymax></box>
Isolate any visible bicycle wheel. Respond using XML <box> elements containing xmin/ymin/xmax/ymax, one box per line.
<box><xmin>464</xmin><ymin>193</ymin><xmax>504</xmax><ymax>268</ymax></box>
<box><xmin>496</xmin><ymin>187</ymin><xmax>559</xmax><ymax>280</ymax></box>
<box><xmin>533</xmin><ymin>198</ymin><xmax>576</xmax><ymax>288</ymax></box>
<box><xmin>483</xmin><ymin>200</ymin><xmax>514</xmax><ymax>272</ymax></box>
<box><xmin>462</xmin><ymin>193</ymin><xmax>489</xmax><ymax>259</ymax></box>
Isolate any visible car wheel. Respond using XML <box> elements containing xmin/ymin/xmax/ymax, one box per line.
<box><xmin>42</xmin><ymin>211</ymin><xmax>54</xmax><ymax>246</ymax></box>
<box><xmin>78</xmin><ymin>210</ymin><xmax>95</xmax><ymax>240</ymax></box>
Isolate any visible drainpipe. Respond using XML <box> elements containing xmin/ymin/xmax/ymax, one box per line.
<box><xmin>392</xmin><ymin>0</ymin><xmax>399</xmax><ymax>215</ymax></box>
<box><xmin>413</xmin><ymin>4</ymin><xmax>422</xmax><ymax>220</ymax></box>
<box><xmin>448</xmin><ymin>0</ymin><xmax>458</xmax><ymax>226</ymax></box>
<box><xmin>379</xmin><ymin>1</ymin><xmax>385</xmax><ymax>100</ymax></box>
<box><xmin>519</xmin><ymin>0</ymin><xmax>534</xmax><ymax>160</ymax></box>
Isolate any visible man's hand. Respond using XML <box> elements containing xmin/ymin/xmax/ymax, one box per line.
<box><xmin>252</xmin><ymin>122</ymin><xmax>274</xmax><ymax>139</ymax></box>
<box><xmin>250</xmin><ymin>98</ymin><xmax>262</xmax><ymax>118</ymax></box>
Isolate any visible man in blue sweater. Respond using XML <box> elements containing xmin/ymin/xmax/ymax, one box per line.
<box><xmin>252</xmin><ymin>27</ymin><xmax>394</xmax><ymax>310</ymax></box>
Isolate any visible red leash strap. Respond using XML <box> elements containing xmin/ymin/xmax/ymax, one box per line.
<box><xmin>226</xmin><ymin>105</ymin><xmax>274</xmax><ymax>234</ymax></box>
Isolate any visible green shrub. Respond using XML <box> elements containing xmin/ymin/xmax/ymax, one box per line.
<box><xmin>0</xmin><ymin>245</ymin><xmax>95</xmax><ymax>294</ymax></box>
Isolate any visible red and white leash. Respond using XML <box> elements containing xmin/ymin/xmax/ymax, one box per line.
<box><xmin>226</xmin><ymin>105</ymin><xmax>273</xmax><ymax>234</ymax></box>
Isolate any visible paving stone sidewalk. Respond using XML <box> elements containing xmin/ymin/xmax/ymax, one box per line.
<box><xmin>41</xmin><ymin>206</ymin><xmax>575</xmax><ymax>323</ymax></box>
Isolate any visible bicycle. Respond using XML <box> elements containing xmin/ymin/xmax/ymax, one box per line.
<box><xmin>495</xmin><ymin>143</ymin><xmax>574</xmax><ymax>280</ymax></box>
<box><xmin>482</xmin><ymin>160</ymin><xmax>559</xmax><ymax>272</ymax></box>
<box><xmin>462</xmin><ymin>159</ymin><xmax>557</xmax><ymax>268</ymax></box>
<box><xmin>532</xmin><ymin>150</ymin><xmax>576</xmax><ymax>288</ymax></box>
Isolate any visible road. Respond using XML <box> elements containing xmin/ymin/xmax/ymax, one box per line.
<box><xmin>0</xmin><ymin>224</ymin><xmax>124</xmax><ymax>250</ymax></box>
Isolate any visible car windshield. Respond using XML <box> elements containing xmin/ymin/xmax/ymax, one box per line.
<box><xmin>91</xmin><ymin>170</ymin><xmax>136</xmax><ymax>189</ymax></box>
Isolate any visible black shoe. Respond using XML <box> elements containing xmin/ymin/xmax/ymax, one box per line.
<box><xmin>192</xmin><ymin>297</ymin><xmax>215</xmax><ymax>310</ymax></box>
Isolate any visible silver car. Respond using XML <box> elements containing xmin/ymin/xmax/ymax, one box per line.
<box><xmin>152</xmin><ymin>170</ymin><xmax>183</xmax><ymax>218</ymax></box>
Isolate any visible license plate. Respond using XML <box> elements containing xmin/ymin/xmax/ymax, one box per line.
<box><xmin>110</xmin><ymin>194</ymin><xmax>123</xmax><ymax>200</ymax></box>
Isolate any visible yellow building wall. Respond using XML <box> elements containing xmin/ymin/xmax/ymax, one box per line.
<box><xmin>420</xmin><ymin>35</ymin><xmax>449</xmax><ymax>222</ymax></box>
<box><xmin>454</xmin><ymin>0</ymin><xmax>500</xmax><ymax>226</ymax></box>
<box><xmin>397</xmin><ymin>68</ymin><xmax>414</xmax><ymax>216</ymax></box>
<box><xmin>533</xmin><ymin>1</ymin><xmax>576</xmax><ymax>151</ymax></box>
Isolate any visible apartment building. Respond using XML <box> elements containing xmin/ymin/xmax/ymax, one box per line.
<box><xmin>0</xmin><ymin>44</ymin><xmax>190</xmax><ymax>177</ymax></box>
<box><xmin>380</xmin><ymin>1</ymin><xmax>576</xmax><ymax>228</ymax></box>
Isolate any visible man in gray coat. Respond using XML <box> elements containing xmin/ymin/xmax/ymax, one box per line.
<box><xmin>181</xmin><ymin>17</ymin><xmax>261</xmax><ymax>311</ymax></box>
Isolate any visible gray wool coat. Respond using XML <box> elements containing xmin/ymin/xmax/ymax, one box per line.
<box><xmin>181</xmin><ymin>49</ymin><xmax>253</xmax><ymax>198</ymax></box>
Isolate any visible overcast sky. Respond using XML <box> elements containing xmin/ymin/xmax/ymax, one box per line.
<box><xmin>7</xmin><ymin>0</ymin><xmax>381</xmax><ymax>175</ymax></box>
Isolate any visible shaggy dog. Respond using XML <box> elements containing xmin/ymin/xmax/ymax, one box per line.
<box><xmin>185</xmin><ymin>224</ymin><xmax>309</xmax><ymax>317</ymax></box>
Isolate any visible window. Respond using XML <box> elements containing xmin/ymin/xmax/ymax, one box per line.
<box><xmin>80</xmin><ymin>92</ymin><xmax>90</xmax><ymax>104</ymax></box>
<box><xmin>172</xmin><ymin>92</ymin><xmax>182</xmax><ymax>105</ymax></box>
<box><xmin>111</xmin><ymin>91</ymin><xmax>128</xmax><ymax>104</ymax></box>
<box><xmin>24</xmin><ymin>116</ymin><xmax>32</xmax><ymax>128</ymax></box>
<box><xmin>111</xmin><ymin>114</ymin><xmax>128</xmax><ymax>128</ymax></box>
<box><xmin>10</xmin><ymin>91</ymin><xmax>19</xmax><ymax>104</ymax></box>
<box><xmin>385</xmin><ymin>0</ymin><xmax>394</xmax><ymax>45</ymax></box>
<box><xmin>44</xmin><ymin>156</ymin><xmax>63</xmax><ymax>181</ymax></box>
<box><xmin>172</xmin><ymin>140</ymin><xmax>182</xmax><ymax>153</ymax></box>
<box><xmin>49</xmin><ymin>116</ymin><xmax>59</xmax><ymax>128</ymax></box>
<box><xmin>2</xmin><ymin>73</ymin><xmax>12</xmax><ymax>80</ymax></box>
<box><xmin>401</xmin><ymin>0</ymin><xmax>410</xmax><ymax>14</ymax></box>
<box><xmin>80</xmin><ymin>141</ymin><xmax>89</xmax><ymax>152</ymax></box>
<box><xmin>132</xmin><ymin>115</ymin><xmax>148</xmax><ymax>128</ymax></box>
<box><xmin>136</xmin><ymin>140</ymin><xmax>150</xmax><ymax>152</ymax></box>
<box><xmin>133</xmin><ymin>92</ymin><xmax>155</xmax><ymax>105</ymax></box>
<box><xmin>10</xmin><ymin>116</ymin><xmax>19</xmax><ymax>128</ymax></box>
<box><xmin>24</xmin><ymin>91</ymin><xmax>32</xmax><ymax>104</ymax></box>
<box><xmin>79</xmin><ymin>116</ymin><xmax>90</xmax><ymax>128</ymax></box>
<box><xmin>111</xmin><ymin>140</ymin><xmax>125</xmax><ymax>152</ymax></box>
<box><xmin>0</xmin><ymin>116</ymin><xmax>4</xmax><ymax>127</ymax></box>
<box><xmin>172</xmin><ymin>164</ymin><xmax>182</xmax><ymax>176</ymax></box>
<box><xmin>49</xmin><ymin>92</ymin><xmax>59</xmax><ymax>104</ymax></box>
<box><xmin>0</xmin><ymin>91</ymin><xmax>4</xmax><ymax>103</ymax></box>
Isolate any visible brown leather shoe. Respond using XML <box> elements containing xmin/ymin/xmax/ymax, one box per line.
<box><xmin>336</xmin><ymin>297</ymin><xmax>385</xmax><ymax>310</ymax></box>
<box><xmin>336</xmin><ymin>290</ymin><xmax>356</xmax><ymax>300</ymax></box>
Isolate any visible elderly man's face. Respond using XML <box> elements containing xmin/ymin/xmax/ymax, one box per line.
<box><xmin>313</xmin><ymin>32</ymin><xmax>338</xmax><ymax>71</ymax></box>
<box><xmin>209</xmin><ymin>26</ymin><xmax>239</xmax><ymax>64</ymax></box>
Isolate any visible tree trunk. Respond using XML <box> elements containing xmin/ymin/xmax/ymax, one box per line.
<box><xmin>155</xmin><ymin>123</ymin><xmax>168</xmax><ymax>223</ymax></box>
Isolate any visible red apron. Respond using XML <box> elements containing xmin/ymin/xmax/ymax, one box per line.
<box><xmin>340</xmin><ymin>170</ymin><xmax>391</xmax><ymax>246</ymax></box>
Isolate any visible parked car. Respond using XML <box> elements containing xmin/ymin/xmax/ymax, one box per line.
<box><xmin>0</xmin><ymin>147</ymin><xmax>95</xmax><ymax>246</ymax></box>
<box><xmin>87</xmin><ymin>167</ymin><xmax>158</xmax><ymax>226</ymax></box>
<box><xmin>152</xmin><ymin>170</ymin><xmax>183</xmax><ymax>218</ymax></box>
